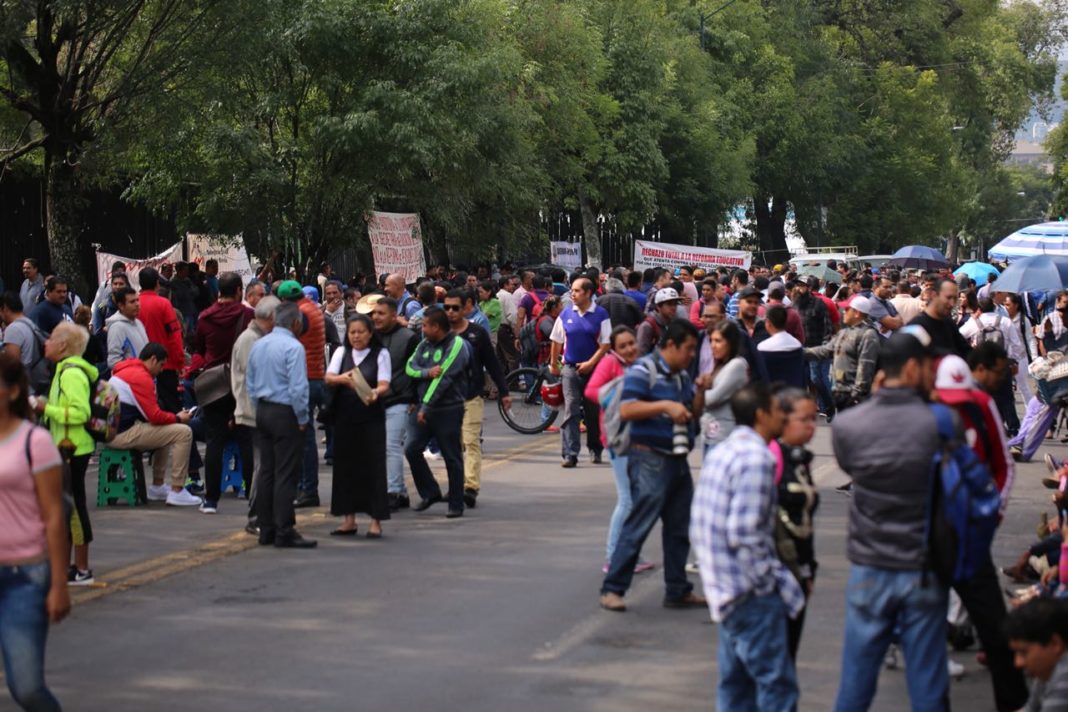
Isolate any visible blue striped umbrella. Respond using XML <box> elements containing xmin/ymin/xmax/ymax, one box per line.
<box><xmin>989</xmin><ymin>222</ymin><xmax>1068</xmax><ymax>260</ymax></box>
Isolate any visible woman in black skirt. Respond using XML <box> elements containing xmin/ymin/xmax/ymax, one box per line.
<box><xmin>325</xmin><ymin>314</ymin><xmax>392</xmax><ymax>538</ymax></box>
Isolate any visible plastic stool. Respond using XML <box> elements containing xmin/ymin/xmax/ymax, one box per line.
<box><xmin>96</xmin><ymin>448</ymin><xmax>145</xmax><ymax>507</ymax></box>
<box><xmin>220</xmin><ymin>440</ymin><xmax>244</xmax><ymax>496</ymax></box>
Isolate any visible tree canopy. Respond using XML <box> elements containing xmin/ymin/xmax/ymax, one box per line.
<box><xmin>0</xmin><ymin>0</ymin><xmax>1063</xmax><ymax>280</ymax></box>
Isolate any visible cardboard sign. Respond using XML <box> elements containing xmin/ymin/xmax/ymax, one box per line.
<box><xmin>95</xmin><ymin>242</ymin><xmax>183</xmax><ymax>290</ymax></box>
<box><xmin>186</xmin><ymin>234</ymin><xmax>254</xmax><ymax>282</ymax></box>
<box><xmin>550</xmin><ymin>241</ymin><xmax>583</xmax><ymax>269</ymax></box>
<box><xmin>366</xmin><ymin>212</ymin><xmax>427</xmax><ymax>283</ymax></box>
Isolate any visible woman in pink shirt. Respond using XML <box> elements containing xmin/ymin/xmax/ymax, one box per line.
<box><xmin>0</xmin><ymin>352</ymin><xmax>70</xmax><ymax>710</ymax></box>
<box><xmin>585</xmin><ymin>326</ymin><xmax>653</xmax><ymax>574</ymax></box>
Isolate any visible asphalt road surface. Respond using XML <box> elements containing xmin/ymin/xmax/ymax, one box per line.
<box><xmin>9</xmin><ymin>405</ymin><xmax>1057</xmax><ymax>711</ymax></box>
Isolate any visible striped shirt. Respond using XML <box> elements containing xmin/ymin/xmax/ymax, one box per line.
<box><xmin>690</xmin><ymin>425</ymin><xmax>805</xmax><ymax>622</ymax></box>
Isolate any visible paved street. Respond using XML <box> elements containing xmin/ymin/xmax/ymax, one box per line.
<box><xmin>12</xmin><ymin>405</ymin><xmax>1058</xmax><ymax>711</ymax></box>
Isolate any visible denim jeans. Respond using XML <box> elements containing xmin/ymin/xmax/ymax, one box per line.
<box><xmin>809</xmin><ymin>360</ymin><xmax>833</xmax><ymax>414</ymax></box>
<box><xmin>601</xmin><ymin>449</ymin><xmax>692</xmax><ymax>600</ymax></box>
<box><xmin>404</xmin><ymin>406</ymin><xmax>466</xmax><ymax>512</ymax></box>
<box><xmin>606</xmin><ymin>450</ymin><xmax>631</xmax><ymax>562</ymax></box>
<box><xmin>560</xmin><ymin>365</ymin><xmax>602</xmax><ymax>459</ymax></box>
<box><xmin>385</xmin><ymin>404</ymin><xmax>409</xmax><ymax>495</ymax></box>
<box><xmin>299</xmin><ymin>379</ymin><xmax>325</xmax><ymax>496</ymax></box>
<box><xmin>0</xmin><ymin>562</ymin><xmax>61</xmax><ymax>711</ymax></box>
<box><xmin>718</xmin><ymin>592</ymin><xmax>799</xmax><ymax>712</ymax></box>
<box><xmin>834</xmin><ymin>565</ymin><xmax>949</xmax><ymax>712</ymax></box>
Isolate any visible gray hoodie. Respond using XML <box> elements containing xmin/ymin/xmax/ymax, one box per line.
<box><xmin>106</xmin><ymin>312</ymin><xmax>149</xmax><ymax>368</ymax></box>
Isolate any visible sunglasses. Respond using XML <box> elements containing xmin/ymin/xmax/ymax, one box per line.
<box><xmin>442</xmin><ymin>304</ymin><xmax>463</xmax><ymax>312</ymax></box>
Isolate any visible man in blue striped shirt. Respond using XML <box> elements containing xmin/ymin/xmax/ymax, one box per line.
<box><xmin>247</xmin><ymin>301</ymin><xmax>316</xmax><ymax>548</ymax></box>
<box><xmin>726</xmin><ymin>268</ymin><xmax>749</xmax><ymax>319</ymax></box>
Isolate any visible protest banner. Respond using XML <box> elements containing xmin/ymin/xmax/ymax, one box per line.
<box><xmin>632</xmin><ymin>239</ymin><xmax>751</xmax><ymax>272</ymax></box>
<box><xmin>366</xmin><ymin>211</ymin><xmax>426</xmax><ymax>283</ymax></box>
<box><xmin>186</xmin><ymin>234</ymin><xmax>254</xmax><ymax>282</ymax></box>
<box><xmin>95</xmin><ymin>242</ymin><xmax>183</xmax><ymax>290</ymax></box>
<box><xmin>550</xmin><ymin>241</ymin><xmax>583</xmax><ymax>270</ymax></box>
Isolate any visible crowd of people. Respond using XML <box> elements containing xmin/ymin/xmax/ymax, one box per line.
<box><xmin>5</xmin><ymin>253</ymin><xmax>1068</xmax><ymax>710</ymax></box>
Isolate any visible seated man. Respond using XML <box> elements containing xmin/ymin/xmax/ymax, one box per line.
<box><xmin>758</xmin><ymin>305</ymin><xmax>806</xmax><ymax>388</ymax></box>
<box><xmin>1005</xmin><ymin>598</ymin><xmax>1068</xmax><ymax>710</ymax></box>
<box><xmin>108</xmin><ymin>343</ymin><xmax>201</xmax><ymax>507</ymax></box>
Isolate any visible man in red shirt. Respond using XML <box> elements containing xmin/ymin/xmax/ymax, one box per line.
<box><xmin>137</xmin><ymin>267</ymin><xmax>185</xmax><ymax>413</ymax></box>
<box><xmin>278</xmin><ymin>280</ymin><xmax>326</xmax><ymax>508</ymax></box>
<box><xmin>934</xmin><ymin>350</ymin><xmax>1027</xmax><ymax>711</ymax></box>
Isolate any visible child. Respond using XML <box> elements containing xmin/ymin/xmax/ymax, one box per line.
<box><xmin>1005</xmin><ymin>598</ymin><xmax>1068</xmax><ymax>710</ymax></box>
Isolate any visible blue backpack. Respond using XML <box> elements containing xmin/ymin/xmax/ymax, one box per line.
<box><xmin>926</xmin><ymin>403</ymin><xmax>1001</xmax><ymax>585</ymax></box>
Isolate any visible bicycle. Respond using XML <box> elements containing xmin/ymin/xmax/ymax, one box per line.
<box><xmin>498</xmin><ymin>365</ymin><xmax>559</xmax><ymax>434</ymax></box>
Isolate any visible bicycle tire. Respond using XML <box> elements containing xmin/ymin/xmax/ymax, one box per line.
<box><xmin>498</xmin><ymin>367</ymin><xmax>559</xmax><ymax>434</ymax></box>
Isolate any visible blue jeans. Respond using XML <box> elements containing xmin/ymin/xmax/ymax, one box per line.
<box><xmin>834</xmin><ymin>565</ymin><xmax>949</xmax><ymax>712</ymax></box>
<box><xmin>809</xmin><ymin>360</ymin><xmax>833</xmax><ymax>414</ymax></box>
<box><xmin>385</xmin><ymin>404</ymin><xmax>409</xmax><ymax>495</ymax></box>
<box><xmin>299</xmin><ymin>379</ymin><xmax>325</xmax><ymax>496</ymax></box>
<box><xmin>0</xmin><ymin>562</ymin><xmax>61</xmax><ymax>711</ymax></box>
<box><xmin>601</xmin><ymin>449</ymin><xmax>692</xmax><ymax>600</ymax></box>
<box><xmin>718</xmin><ymin>592</ymin><xmax>799</xmax><ymax>712</ymax></box>
<box><xmin>606</xmin><ymin>451</ymin><xmax>630</xmax><ymax>562</ymax></box>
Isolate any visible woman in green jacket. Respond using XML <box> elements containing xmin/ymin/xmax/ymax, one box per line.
<box><xmin>33</xmin><ymin>321</ymin><xmax>98</xmax><ymax>586</ymax></box>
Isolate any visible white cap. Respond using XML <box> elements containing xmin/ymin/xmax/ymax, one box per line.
<box><xmin>935</xmin><ymin>355</ymin><xmax>975</xmax><ymax>391</ymax></box>
<box><xmin>654</xmin><ymin>287</ymin><xmax>680</xmax><ymax>305</ymax></box>
<box><xmin>849</xmin><ymin>296</ymin><xmax>872</xmax><ymax>315</ymax></box>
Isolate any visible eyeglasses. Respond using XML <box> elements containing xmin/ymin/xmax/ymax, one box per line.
<box><xmin>442</xmin><ymin>304</ymin><xmax>462</xmax><ymax>312</ymax></box>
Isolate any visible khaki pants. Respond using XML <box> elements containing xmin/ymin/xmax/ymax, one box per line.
<box><xmin>108</xmin><ymin>421</ymin><xmax>193</xmax><ymax>488</ymax></box>
<box><xmin>461</xmin><ymin>396</ymin><xmax>485</xmax><ymax>493</ymax></box>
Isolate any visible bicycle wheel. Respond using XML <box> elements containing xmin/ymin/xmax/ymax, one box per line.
<box><xmin>499</xmin><ymin>367</ymin><xmax>559</xmax><ymax>434</ymax></box>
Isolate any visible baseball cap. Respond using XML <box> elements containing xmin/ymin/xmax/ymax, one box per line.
<box><xmin>738</xmin><ymin>285</ymin><xmax>763</xmax><ymax>302</ymax></box>
<box><xmin>849</xmin><ymin>296</ymin><xmax>872</xmax><ymax>315</ymax></box>
<box><xmin>934</xmin><ymin>355</ymin><xmax>977</xmax><ymax>405</ymax></box>
<box><xmin>654</xmin><ymin>287</ymin><xmax>680</xmax><ymax>305</ymax></box>
<box><xmin>806</xmin><ymin>276</ymin><xmax>820</xmax><ymax>289</ymax></box>
<box><xmin>276</xmin><ymin>280</ymin><xmax>304</xmax><ymax>300</ymax></box>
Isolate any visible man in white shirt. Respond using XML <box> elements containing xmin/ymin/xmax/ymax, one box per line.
<box><xmin>960</xmin><ymin>297</ymin><xmax>1025</xmax><ymax>434</ymax></box>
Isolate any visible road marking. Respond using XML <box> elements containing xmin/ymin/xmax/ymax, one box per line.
<box><xmin>70</xmin><ymin>433</ymin><xmax>561</xmax><ymax>606</ymax></box>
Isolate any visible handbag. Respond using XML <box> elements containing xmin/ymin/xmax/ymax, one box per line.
<box><xmin>193</xmin><ymin>313</ymin><xmax>247</xmax><ymax>406</ymax></box>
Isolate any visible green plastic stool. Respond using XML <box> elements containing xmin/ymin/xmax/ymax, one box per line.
<box><xmin>96</xmin><ymin>448</ymin><xmax>145</xmax><ymax>507</ymax></box>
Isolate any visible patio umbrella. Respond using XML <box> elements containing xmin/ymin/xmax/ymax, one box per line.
<box><xmin>988</xmin><ymin>255</ymin><xmax>1068</xmax><ymax>294</ymax></box>
<box><xmin>886</xmin><ymin>245</ymin><xmax>948</xmax><ymax>271</ymax></box>
<box><xmin>989</xmin><ymin>221</ymin><xmax>1068</xmax><ymax>261</ymax></box>
<box><xmin>794</xmin><ymin>264</ymin><xmax>839</xmax><ymax>284</ymax></box>
<box><xmin>953</xmin><ymin>262</ymin><xmax>1000</xmax><ymax>282</ymax></box>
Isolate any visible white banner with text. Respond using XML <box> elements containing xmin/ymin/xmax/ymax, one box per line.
<box><xmin>632</xmin><ymin>239</ymin><xmax>751</xmax><ymax>272</ymax></box>
<box><xmin>366</xmin><ymin>211</ymin><xmax>427</xmax><ymax>283</ymax></box>
<box><xmin>550</xmin><ymin>241</ymin><xmax>582</xmax><ymax>270</ymax></box>
<box><xmin>95</xmin><ymin>242</ymin><xmax>183</xmax><ymax>290</ymax></box>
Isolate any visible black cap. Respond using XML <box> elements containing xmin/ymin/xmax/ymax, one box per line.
<box><xmin>738</xmin><ymin>285</ymin><xmax>764</xmax><ymax>302</ymax></box>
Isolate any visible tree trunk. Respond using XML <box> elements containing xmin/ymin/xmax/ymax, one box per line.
<box><xmin>753</xmin><ymin>194</ymin><xmax>789</xmax><ymax>263</ymax></box>
<box><xmin>578</xmin><ymin>190</ymin><xmax>602</xmax><ymax>270</ymax></box>
<box><xmin>44</xmin><ymin>150</ymin><xmax>87</xmax><ymax>294</ymax></box>
<box><xmin>945</xmin><ymin>229</ymin><xmax>960</xmax><ymax>264</ymax></box>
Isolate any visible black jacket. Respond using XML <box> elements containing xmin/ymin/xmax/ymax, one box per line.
<box><xmin>456</xmin><ymin>322</ymin><xmax>507</xmax><ymax>400</ymax></box>
<box><xmin>379</xmin><ymin>324</ymin><xmax>419</xmax><ymax>407</ymax></box>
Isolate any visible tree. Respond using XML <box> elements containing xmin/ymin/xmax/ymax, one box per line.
<box><xmin>0</xmin><ymin>0</ymin><xmax>223</xmax><ymax>288</ymax></box>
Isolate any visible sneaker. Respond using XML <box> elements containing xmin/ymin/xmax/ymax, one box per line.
<box><xmin>884</xmin><ymin>644</ymin><xmax>899</xmax><ymax>670</ymax></box>
<box><xmin>424</xmin><ymin>449</ymin><xmax>441</xmax><ymax>461</ymax></box>
<box><xmin>545</xmin><ymin>426</ymin><xmax>560</xmax><ymax>434</ymax></box>
<box><xmin>634</xmin><ymin>561</ymin><xmax>656</xmax><ymax>574</ymax></box>
<box><xmin>147</xmin><ymin>483</ymin><xmax>170</xmax><ymax>501</ymax></box>
<box><xmin>602</xmin><ymin>561</ymin><xmax>610</xmax><ymax>574</ymax></box>
<box><xmin>1010</xmin><ymin>446</ymin><xmax>1023</xmax><ymax>463</ymax></box>
<box><xmin>68</xmin><ymin>567</ymin><xmax>94</xmax><ymax>586</ymax></box>
<box><xmin>167</xmin><ymin>489</ymin><xmax>203</xmax><ymax>507</ymax></box>
<box><xmin>185</xmin><ymin>478</ymin><xmax>205</xmax><ymax>496</ymax></box>
<box><xmin>948</xmin><ymin>660</ymin><xmax>965</xmax><ymax>679</ymax></box>
<box><xmin>685</xmin><ymin>562</ymin><xmax>700</xmax><ymax>574</ymax></box>
<box><xmin>199</xmin><ymin>501</ymin><xmax>218</xmax><ymax>514</ymax></box>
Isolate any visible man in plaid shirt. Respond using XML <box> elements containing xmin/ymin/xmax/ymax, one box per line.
<box><xmin>691</xmin><ymin>381</ymin><xmax>804</xmax><ymax>710</ymax></box>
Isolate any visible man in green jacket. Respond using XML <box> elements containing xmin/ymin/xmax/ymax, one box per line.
<box><xmin>404</xmin><ymin>306</ymin><xmax>471</xmax><ymax>518</ymax></box>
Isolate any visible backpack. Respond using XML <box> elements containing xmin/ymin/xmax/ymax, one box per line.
<box><xmin>642</xmin><ymin>314</ymin><xmax>663</xmax><ymax>349</ymax></box>
<box><xmin>973</xmin><ymin>315</ymin><xmax>1005</xmax><ymax>349</ymax></box>
<box><xmin>528</xmin><ymin>291</ymin><xmax>544</xmax><ymax>319</ymax></box>
<box><xmin>518</xmin><ymin>314</ymin><xmax>552</xmax><ymax>364</ymax></box>
<box><xmin>926</xmin><ymin>403</ymin><xmax>1001</xmax><ymax>585</ymax></box>
<box><xmin>18</xmin><ymin>317</ymin><xmax>53</xmax><ymax>395</ymax></box>
<box><xmin>598</xmin><ymin>353</ymin><xmax>660</xmax><ymax>456</ymax></box>
<box><xmin>58</xmin><ymin>363</ymin><xmax>121</xmax><ymax>443</ymax></box>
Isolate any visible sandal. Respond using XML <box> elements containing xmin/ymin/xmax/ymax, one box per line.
<box><xmin>330</xmin><ymin>527</ymin><xmax>358</xmax><ymax>537</ymax></box>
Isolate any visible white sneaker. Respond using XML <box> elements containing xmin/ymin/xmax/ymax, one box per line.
<box><xmin>948</xmin><ymin>660</ymin><xmax>965</xmax><ymax>679</ymax></box>
<box><xmin>166</xmin><ymin>489</ymin><xmax>203</xmax><ymax>507</ymax></box>
<box><xmin>884</xmin><ymin>644</ymin><xmax>899</xmax><ymax>670</ymax></box>
<box><xmin>198</xmin><ymin>502</ymin><xmax>218</xmax><ymax>514</ymax></box>
<box><xmin>424</xmin><ymin>449</ymin><xmax>441</xmax><ymax>461</ymax></box>
<box><xmin>147</xmin><ymin>484</ymin><xmax>170</xmax><ymax>501</ymax></box>
<box><xmin>685</xmin><ymin>562</ymin><xmax>700</xmax><ymax>574</ymax></box>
